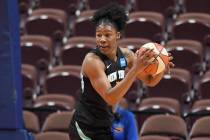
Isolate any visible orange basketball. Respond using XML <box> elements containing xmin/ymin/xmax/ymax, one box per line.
<box><xmin>138</xmin><ymin>42</ymin><xmax>169</xmax><ymax>75</ymax></box>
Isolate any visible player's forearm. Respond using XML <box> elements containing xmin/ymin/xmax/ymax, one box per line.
<box><xmin>105</xmin><ymin>67</ymin><xmax>139</xmax><ymax>106</ymax></box>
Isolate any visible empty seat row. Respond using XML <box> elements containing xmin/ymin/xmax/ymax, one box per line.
<box><xmin>22</xmin><ymin>64</ymin><xmax>210</xmax><ymax>105</ymax></box>
<box><xmin>21</xmin><ymin>8</ymin><xmax>210</xmax><ymax>48</ymax></box>
<box><xmin>21</xmin><ymin>35</ymin><xmax>209</xmax><ymax>75</ymax></box>
<box><xmin>22</xmin><ymin>64</ymin><xmax>210</xmax><ymax>132</ymax></box>
<box><xmin>23</xmin><ymin>110</ymin><xmax>210</xmax><ymax>140</ymax></box>
<box><xmin>140</xmin><ymin>115</ymin><xmax>210</xmax><ymax>140</ymax></box>
<box><xmin>19</xmin><ymin>0</ymin><xmax>210</xmax><ymax>17</ymax></box>
<box><xmin>22</xmin><ymin>64</ymin><xmax>81</xmax><ymax>101</ymax></box>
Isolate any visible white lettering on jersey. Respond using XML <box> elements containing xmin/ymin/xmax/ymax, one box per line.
<box><xmin>107</xmin><ymin>70</ymin><xmax>125</xmax><ymax>83</ymax></box>
<box><xmin>118</xmin><ymin>70</ymin><xmax>125</xmax><ymax>79</ymax></box>
<box><xmin>107</xmin><ymin>72</ymin><xmax>117</xmax><ymax>83</ymax></box>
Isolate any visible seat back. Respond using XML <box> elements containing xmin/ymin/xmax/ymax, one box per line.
<box><xmin>118</xmin><ymin>37</ymin><xmax>151</xmax><ymax>52</ymax></box>
<box><xmin>73</xmin><ymin>10</ymin><xmax>95</xmax><ymax>37</ymax></box>
<box><xmin>22</xmin><ymin>64</ymin><xmax>38</xmax><ymax>106</ymax></box>
<box><xmin>45</xmin><ymin>66</ymin><xmax>81</xmax><ymax>99</ymax></box>
<box><xmin>21</xmin><ymin>35</ymin><xmax>53</xmax><ymax>70</ymax></box>
<box><xmin>23</xmin><ymin>110</ymin><xmax>40</xmax><ymax>133</ymax></box>
<box><xmin>146</xmin><ymin>68</ymin><xmax>192</xmax><ymax>104</ymax></box>
<box><xmin>25</xmin><ymin>8</ymin><xmax>67</xmax><ymax>41</ymax></box>
<box><xmin>125</xmin><ymin>12</ymin><xmax>165</xmax><ymax>43</ymax></box>
<box><xmin>38</xmin><ymin>0</ymin><xmax>79</xmax><ymax>15</ymax></box>
<box><xmin>190</xmin><ymin>116</ymin><xmax>210</xmax><ymax>139</ymax></box>
<box><xmin>61</xmin><ymin>37</ymin><xmax>96</xmax><ymax>65</ymax></box>
<box><xmin>135</xmin><ymin>0</ymin><xmax>177</xmax><ymax>17</ymax></box>
<box><xmin>172</xmin><ymin>13</ymin><xmax>210</xmax><ymax>45</ymax></box>
<box><xmin>198</xmin><ymin>71</ymin><xmax>210</xmax><ymax>99</ymax></box>
<box><xmin>87</xmin><ymin>0</ymin><xmax>128</xmax><ymax>10</ymax></box>
<box><xmin>166</xmin><ymin>39</ymin><xmax>204</xmax><ymax>74</ymax></box>
<box><xmin>140</xmin><ymin>114</ymin><xmax>187</xmax><ymax>139</ymax></box>
<box><xmin>35</xmin><ymin>132</ymin><xmax>70</xmax><ymax>140</ymax></box>
<box><xmin>42</xmin><ymin>111</ymin><xmax>74</xmax><ymax>132</ymax></box>
<box><xmin>185</xmin><ymin>0</ymin><xmax>210</xmax><ymax>14</ymax></box>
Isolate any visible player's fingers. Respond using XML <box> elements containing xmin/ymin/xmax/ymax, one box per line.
<box><xmin>144</xmin><ymin>49</ymin><xmax>155</xmax><ymax>58</ymax></box>
<box><xmin>141</xmin><ymin>48</ymin><xmax>153</xmax><ymax>56</ymax></box>
<box><xmin>169</xmin><ymin>56</ymin><xmax>173</xmax><ymax>61</ymax></box>
<box><xmin>169</xmin><ymin>62</ymin><xmax>175</xmax><ymax>68</ymax></box>
<box><xmin>150</xmin><ymin>60</ymin><xmax>158</xmax><ymax>65</ymax></box>
<box><xmin>135</xmin><ymin>50</ymin><xmax>139</xmax><ymax>55</ymax></box>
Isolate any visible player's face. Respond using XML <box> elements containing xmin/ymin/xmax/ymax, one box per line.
<box><xmin>96</xmin><ymin>24</ymin><xmax>119</xmax><ymax>55</ymax></box>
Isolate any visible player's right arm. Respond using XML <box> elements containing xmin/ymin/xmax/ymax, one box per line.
<box><xmin>82</xmin><ymin>50</ymin><xmax>153</xmax><ymax>106</ymax></box>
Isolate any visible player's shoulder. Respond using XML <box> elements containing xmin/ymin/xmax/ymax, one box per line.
<box><xmin>82</xmin><ymin>52</ymin><xmax>105</xmax><ymax>70</ymax></box>
<box><xmin>120</xmin><ymin>47</ymin><xmax>132</xmax><ymax>54</ymax></box>
<box><xmin>120</xmin><ymin>47</ymin><xmax>135</xmax><ymax>58</ymax></box>
<box><xmin>85</xmin><ymin>52</ymin><xmax>101</xmax><ymax>61</ymax></box>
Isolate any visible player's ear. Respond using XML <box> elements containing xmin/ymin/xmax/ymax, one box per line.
<box><xmin>117</xmin><ymin>32</ymin><xmax>121</xmax><ymax>39</ymax></box>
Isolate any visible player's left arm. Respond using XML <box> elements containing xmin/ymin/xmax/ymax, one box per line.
<box><xmin>122</xmin><ymin>48</ymin><xmax>174</xmax><ymax>87</ymax></box>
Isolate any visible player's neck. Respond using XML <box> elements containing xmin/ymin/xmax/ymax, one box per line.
<box><xmin>106</xmin><ymin>48</ymin><xmax>118</xmax><ymax>62</ymax></box>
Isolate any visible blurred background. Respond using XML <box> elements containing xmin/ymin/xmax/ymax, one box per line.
<box><xmin>18</xmin><ymin>0</ymin><xmax>210</xmax><ymax>139</ymax></box>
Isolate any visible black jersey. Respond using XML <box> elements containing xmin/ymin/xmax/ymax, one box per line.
<box><xmin>73</xmin><ymin>47</ymin><xmax>127</xmax><ymax>128</ymax></box>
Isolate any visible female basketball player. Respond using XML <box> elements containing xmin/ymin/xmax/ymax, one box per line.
<box><xmin>69</xmin><ymin>2</ymin><xmax>174</xmax><ymax>140</ymax></box>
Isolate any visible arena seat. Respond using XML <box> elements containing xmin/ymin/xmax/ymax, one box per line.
<box><xmin>190</xmin><ymin>116</ymin><xmax>210</xmax><ymax>139</ymax></box>
<box><xmin>37</xmin><ymin>0</ymin><xmax>79</xmax><ymax>15</ymax></box>
<box><xmin>136</xmin><ymin>97</ymin><xmax>181</xmax><ymax>130</ymax></box>
<box><xmin>35</xmin><ymin>132</ymin><xmax>70</xmax><ymax>140</ymax></box>
<box><xmin>45</xmin><ymin>66</ymin><xmax>81</xmax><ymax>99</ymax></box>
<box><xmin>140</xmin><ymin>135</ymin><xmax>171</xmax><ymax>140</ymax></box>
<box><xmin>34</xmin><ymin>94</ymin><xmax>76</xmax><ymax>111</ymax></box>
<box><xmin>118</xmin><ymin>37</ymin><xmax>151</xmax><ymax>52</ymax></box>
<box><xmin>145</xmin><ymin>68</ymin><xmax>192</xmax><ymax>104</ymax></box>
<box><xmin>21</xmin><ymin>35</ymin><xmax>53</xmax><ymax>71</ymax></box>
<box><xmin>184</xmin><ymin>0</ymin><xmax>210</xmax><ymax>14</ymax></box>
<box><xmin>61</xmin><ymin>37</ymin><xmax>96</xmax><ymax>65</ymax></box>
<box><xmin>25</xmin><ymin>8</ymin><xmax>68</xmax><ymax>41</ymax></box>
<box><xmin>86</xmin><ymin>0</ymin><xmax>129</xmax><ymax>10</ymax></box>
<box><xmin>134</xmin><ymin>0</ymin><xmax>178</xmax><ymax>18</ymax></box>
<box><xmin>125</xmin><ymin>11</ymin><xmax>165</xmax><ymax>43</ymax></box>
<box><xmin>22</xmin><ymin>64</ymin><xmax>38</xmax><ymax>107</ymax></box>
<box><xmin>198</xmin><ymin>71</ymin><xmax>210</xmax><ymax>99</ymax></box>
<box><xmin>140</xmin><ymin>114</ymin><xmax>187</xmax><ymax>140</ymax></box>
<box><xmin>166</xmin><ymin>39</ymin><xmax>204</xmax><ymax>75</ymax></box>
<box><xmin>172</xmin><ymin>13</ymin><xmax>210</xmax><ymax>46</ymax></box>
<box><xmin>72</xmin><ymin>10</ymin><xmax>95</xmax><ymax>37</ymax></box>
<box><xmin>23</xmin><ymin>110</ymin><xmax>40</xmax><ymax>134</ymax></box>
<box><xmin>41</xmin><ymin>111</ymin><xmax>74</xmax><ymax>132</ymax></box>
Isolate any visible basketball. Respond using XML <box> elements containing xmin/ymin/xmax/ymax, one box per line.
<box><xmin>138</xmin><ymin>42</ymin><xmax>169</xmax><ymax>75</ymax></box>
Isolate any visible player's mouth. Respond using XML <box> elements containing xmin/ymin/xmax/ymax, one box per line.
<box><xmin>98</xmin><ymin>45</ymin><xmax>110</xmax><ymax>51</ymax></box>
<box><xmin>99</xmin><ymin>45</ymin><xmax>109</xmax><ymax>48</ymax></box>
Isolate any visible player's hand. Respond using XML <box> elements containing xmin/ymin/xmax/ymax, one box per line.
<box><xmin>165</xmin><ymin>53</ymin><xmax>175</xmax><ymax>74</ymax></box>
<box><xmin>134</xmin><ymin>48</ymin><xmax>156</xmax><ymax>74</ymax></box>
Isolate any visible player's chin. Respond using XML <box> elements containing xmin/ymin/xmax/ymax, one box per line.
<box><xmin>98</xmin><ymin>46</ymin><xmax>110</xmax><ymax>53</ymax></box>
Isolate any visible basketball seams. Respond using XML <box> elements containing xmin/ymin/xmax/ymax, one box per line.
<box><xmin>153</xmin><ymin>43</ymin><xmax>168</xmax><ymax>64</ymax></box>
<box><xmin>156</xmin><ymin>56</ymin><xmax>166</xmax><ymax>74</ymax></box>
<box><xmin>140</xmin><ymin>42</ymin><xmax>169</xmax><ymax>75</ymax></box>
<box><xmin>153</xmin><ymin>61</ymin><xmax>159</xmax><ymax>74</ymax></box>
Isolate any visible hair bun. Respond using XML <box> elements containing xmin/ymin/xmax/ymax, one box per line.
<box><xmin>92</xmin><ymin>2</ymin><xmax>128</xmax><ymax>32</ymax></box>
